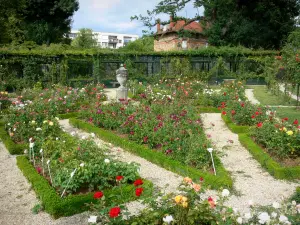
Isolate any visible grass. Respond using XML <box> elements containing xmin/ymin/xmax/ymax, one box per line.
<box><xmin>250</xmin><ymin>85</ymin><xmax>298</xmax><ymax>106</ymax></box>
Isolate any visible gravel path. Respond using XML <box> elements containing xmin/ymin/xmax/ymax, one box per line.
<box><xmin>245</xmin><ymin>89</ymin><xmax>260</xmax><ymax>105</ymax></box>
<box><xmin>279</xmin><ymin>84</ymin><xmax>299</xmax><ymax>102</ymax></box>
<box><xmin>201</xmin><ymin>113</ymin><xmax>298</xmax><ymax>213</ymax></box>
<box><xmin>0</xmin><ymin>142</ymin><xmax>88</xmax><ymax>225</ymax></box>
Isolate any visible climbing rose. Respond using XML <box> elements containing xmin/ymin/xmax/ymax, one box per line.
<box><xmin>109</xmin><ymin>207</ymin><xmax>121</xmax><ymax>218</ymax></box>
<box><xmin>93</xmin><ymin>191</ymin><xmax>104</xmax><ymax>199</ymax></box>
<box><xmin>135</xmin><ymin>187</ymin><xmax>144</xmax><ymax>197</ymax></box>
<box><xmin>133</xmin><ymin>179</ymin><xmax>143</xmax><ymax>186</ymax></box>
<box><xmin>116</xmin><ymin>175</ymin><xmax>124</xmax><ymax>181</ymax></box>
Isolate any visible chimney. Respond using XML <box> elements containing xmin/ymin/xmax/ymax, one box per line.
<box><xmin>156</xmin><ymin>20</ymin><xmax>161</xmax><ymax>32</ymax></box>
<box><xmin>170</xmin><ymin>15</ymin><xmax>174</xmax><ymax>28</ymax></box>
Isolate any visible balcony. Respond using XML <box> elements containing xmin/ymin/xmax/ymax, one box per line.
<box><xmin>109</xmin><ymin>38</ymin><xmax>118</xmax><ymax>43</ymax></box>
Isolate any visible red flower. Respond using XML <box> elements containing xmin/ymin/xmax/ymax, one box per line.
<box><xmin>255</xmin><ymin>111</ymin><xmax>259</xmax><ymax>115</ymax></box>
<box><xmin>199</xmin><ymin>177</ymin><xmax>204</xmax><ymax>182</ymax></box>
<box><xmin>143</xmin><ymin>136</ymin><xmax>148</xmax><ymax>143</ymax></box>
<box><xmin>293</xmin><ymin>119</ymin><xmax>299</xmax><ymax>125</ymax></box>
<box><xmin>257</xmin><ymin>122</ymin><xmax>263</xmax><ymax>128</ymax></box>
<box><xmin>109</xmin><ymin>207</ymin><xmax>121</xmax><ymax>218</ymax></box>
<box><xmin>231</xmin><ymin>110</ymin><xmax>236</xmax><ymax>115</ymax></box>
<box><xmin>135</xmin><ymin>187</ymin><xmax>144</xmax><ymax>197</ymax></box>
<box><xmin>251</xmin><ymin>115</ymin><xmax>256</xmax><ymax>119</ymax></box>
<box><xmin>93</xmin><ymin>191</ymin><xmax>104</xmax><ymax>199</ymax></box>
<box><xmin>222</xmin><ymin>111</ymin><xmax>226</xmax><ymax>115</ymax></box>
<box><xmin>116</xmin><ymin>176</ymin><xmax>124</xmax><ymax>181</ymax></box>
<box><xmin>133</xmin><ymin>179</ymin><xmax>143</xmax><ymax>186</ymax></box>
<box><xmin>283</xmin><ymin>117</ymin><xmax>288</xmax><ymax>121</ymax></box>
<box><xmin>240</xmin><ymin>102</ymin><xmax>245</xmax><ymax>107</ymax></box>
<box><xmin>36</xmin><ymin>167</ymin><xmax>42</xmax><ymax>174</ymax></box>
<box><xmin>223</xmin><ymin>92</ymin><xmax>227</xmax><ymax>96</ymax></box>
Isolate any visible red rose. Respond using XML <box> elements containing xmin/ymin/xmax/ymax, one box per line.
<box><xmin>257</xmin><ymin>122</ymin><xmax>263</xmax><ymax>128</ymax></box>
<box><xmin>199</xmin><ymin>177</ymin><xmax>204</xmax><ymax>182</ymax></box>
<box><xmin>143</xmin><ymin>136</ymin><xmax>148</xmax><ymax>143</ymax></box>
<box><xmin>222</xmin><ymin>111</ymin><xmax>226</xmax><ymax>115</ymax></box>
<box><xmin>36</xmin><ymin>167</ymin><xmax>42</xmax><ymax>174</ymax></box>
<box><xmin>109</xmin><ymin>207</ymin><xmax>121</xmax><ymax>218</ymax></box>
<box><xmin>93</xmin><ymin>191</ymin><xmax>104</xmax><ymax>199</ymax></box>
<box><xmin>251</xmin><ymin>115</ymin><xmax>255</xmax><ymax>119</ymax></box>
<box><xmin>135</xmin><ymin>187</ymin><xmax>144</xmax><ymax>197</ymax></box>
<box><xmin>223</xmin><ymin>92</ymin><xmax>226</xmax><ymax>96</ymax></box>
<box><xmin>133</xmin><ymin>179</ymin><xmax>143</xmax><ymax>186</ymax></box>
<box><xmin>240</xmin><ymin>102</ymin><xmax>245</xmax><ymax>107</ymax></box>
<box><xmin>293</xmin><ymin>119</ymin><xmax>299</xmax><ymax>125</ymax></box>
<box><xmin>116</xmin><ymin>175</ymin><xmax>124</xmax><ymax>181</ymax></box>
<box><xmin>231</xmin><ymin>110</ymin><xmax>236</xmax><ymax>115</ymax></box>
<box><xmin>255</xmin><ymin>111</ymin><xmax>259</xmax><ymax>115</ymax></box>
<box><xmin>283</xmin><ymin>117</ymin><xmax>288</xmax><ymax>121</ymax></box>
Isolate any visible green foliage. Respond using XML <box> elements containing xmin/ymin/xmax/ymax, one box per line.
<box><xmin>69</xmin><ymin>118</ymin><xmax>233</xmax><ymax>189</ymax></box>
<box><xmin>120</xmin><ymin>36</ymin><xmax>154</xmax><ymax>52</ymax></box>
<box><xmin>71</xmin><ymin>28</ymin><xmax>98</xmax><ymax>49</ymax></box>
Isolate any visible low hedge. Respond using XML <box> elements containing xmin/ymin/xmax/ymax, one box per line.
<box><xmin>0</xmin><ymin>122</ymin><xmax>27</xmax><ymax>154</ymax></box>
<box><xmin>198</xmin><ymin>107</ymin><xmax>220</xmax><ymax>113</ymax></box>
<box><xmin>239</xmin><ymin>134</ymin><xmax>300</xmax><ymax>180</ymax></box>
<box><xmin>58</xmin><ymin>112</ymin><xmax>79</xmax><ymax>119</ymax></box>
<box><xmin>221</xmin><ymin>114</ymin><xmax>251</xmax><ymax>134</ymax></box>
<box><xmin>221</xmin><ymin>115</ymin><xmax>300</xmax><ymax>180</ymax></box>
<box><xmin>69</xmin><ymin>118</ymin><xmax>233</xmax><ymax>189</ymax></box>
<box><xmin>17</xmin><ymin>155</ymin><xmax>153</xmax><ymax>218</ymax></box>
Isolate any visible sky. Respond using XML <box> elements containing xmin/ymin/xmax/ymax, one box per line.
<box><xmin>72</xmin><ymin>0</ymin><xmax>204</xmax><ymax>36</ymax></box>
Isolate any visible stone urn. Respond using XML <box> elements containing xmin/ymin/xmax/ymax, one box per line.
<box><xmin>116</xmin><ymin>64</ymin><xmax>128</xmax><ymax>100</ymax></box>
<box><xmin>116</xmin><ymin>64</ymin><xmax>128</xmax><ymax>88</ymax></box>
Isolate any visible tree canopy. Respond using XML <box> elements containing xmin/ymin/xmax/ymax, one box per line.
<box><xmin>0</xmin><ymin>0</ymin><xmax>79</xmax><ymax>45</ymax></box>
<box><xmin>119</xmin><ymin>36</ymin><xmax>154</xmax><ymax>52</ymax></box>
<box><xmin>71</xmin><ymin>28</ymin><xmax>98</xmax><ymax>49</ymax></box>
<box><xmin>132</xmin><ymin>0</ymin><xmax>300</xmax><ymax>49</ymax></box>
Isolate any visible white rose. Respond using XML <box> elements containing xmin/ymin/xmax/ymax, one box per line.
<box><xmin>80</xmin><ymin>163</ymin><xmax>84</xmax><ymax>167</ymax></box>
<box><xmin>271</xmin><ymin>212</ymin><xmax>277</xmax><ymax>218</ymax></box>
<box><xmin>104</xmin><ymin>159</ymin><xmax>110</xmax><ymax>164</ymax></box>
<box><xmin>36</xmin><ymin>128</ymin><xmax>42</xmax><ymax>131</ymax></box>
<box><xmin>272</xmin><ymin>202</ymin><xmax>280</xmax><ymax>209</ymax></box>
<box><xmin>244</xmin><ymin>212</ymin><xmax>252</xmax><ymax>220</ymax></box>
<box><xmin>258</xmin><ymin>212</ymin><xmax>270</xmax><ymax>224</ymax></box>
<box><xmin>279</xmin><ymin>215</ymin><xmax>288</xmax><ymax>223</ymax></box>
<box><xmin>207</xmin><ymin>148</ymin><xmax>213</xmax><ymax>153</ymax></box>
<box><xmin>222</xmin><ymin>189</ymin><xmax>230</xmax><ymax>197</ymax></box>
<box><xmin>236</xmin><ymin>217</ymin><xmax>243</xmax><ymax>224</ymax></box>
<box><xmin>162</xmin><ymin>215</ymin><xmax>174</xmax><ymax>224</ymax></box>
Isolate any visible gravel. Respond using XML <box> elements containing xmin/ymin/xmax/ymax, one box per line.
<box><xmin>201</xmin><ymin>113</ymin><xmax>299</xmax><ymax>213</ymax></box>
<box><xmin>245</xmin><ymin>89</ymin><xmax>260</xmax><ymax>105</ymax></box>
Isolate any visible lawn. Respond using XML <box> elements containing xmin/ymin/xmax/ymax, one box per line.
<box><xmin>273</xmin><ymin>107</ymin><xmax>300</xmax><ymax>122</ymax></box>
<box><xmin>250</xmin><ymin>85</ymin><xmax>298</xmax><ymax>106</ymax></box>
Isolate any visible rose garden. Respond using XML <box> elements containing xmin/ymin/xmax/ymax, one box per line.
<box><xmin>0</xmin><ymin>41</ymin><xmax>300</xmax><ymax>224</ymax></box>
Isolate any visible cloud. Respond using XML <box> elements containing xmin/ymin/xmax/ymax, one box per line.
<box><xmin>72</xmin><ymin>0</ymin><xmax>204</xmax><ymax>36</ymax></box>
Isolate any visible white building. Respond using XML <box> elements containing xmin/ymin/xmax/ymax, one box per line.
<box><xmin>69</xmin><ymin>30</ymin><xmax>139</xmax><ymax>49</ymax></box>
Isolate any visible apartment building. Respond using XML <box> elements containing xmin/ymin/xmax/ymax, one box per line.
<box><xmin>69</xmin><ymin>31</ymin><xmax>139</xmax><ymax>49</ymax></box>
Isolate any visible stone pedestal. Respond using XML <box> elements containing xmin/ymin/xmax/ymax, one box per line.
<box><xmin>116</xmin><ymin>86</ymin><xmax>128</xmax><ymax>101</ymax></box>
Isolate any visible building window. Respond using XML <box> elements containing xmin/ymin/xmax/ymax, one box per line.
<box><xmin>119</xmin><ymin>40</ymin><xmax>122</xmax><ymax>43</ymax></box>
<box><xmin>102</xmin><ymin>42</ymin><xmax>108</xmax><ymax>47</ymax></box>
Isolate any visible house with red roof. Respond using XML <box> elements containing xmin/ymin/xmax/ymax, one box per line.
<box><xmin>154</xmin><ymin>16</ymin><xmax>208</xmax><ymax>51</ymax></box>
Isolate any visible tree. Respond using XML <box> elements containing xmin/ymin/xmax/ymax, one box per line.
<box><xmin>71</xmin><ymin>28</ymin><xmax>98</xmax><ymax>48</ymax></box>
<box><xmin>0</xmin><ymin>0</ymin><xmax>79</xmax><ymax>45</ymax></box>
<box><xmin>119</xmin><ymin>36</ymin><xmax>154</xmax><ymax>52</ymax></box>
<box><xmin>132</xmin><ymin>0</ymin><xmax>300</xmax><ymax>49</ymax></box>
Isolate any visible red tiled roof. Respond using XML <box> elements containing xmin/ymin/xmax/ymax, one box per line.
<box><xmin>156</xmin><ymin>20</ymin><xmax>204</xmax><ymax>35</ymax></box>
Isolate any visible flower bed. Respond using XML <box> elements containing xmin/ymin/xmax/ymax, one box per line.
<box><xmin>17</xmin><ymin>155</ymin><xmax>153</xmax><ymax>218</ymax></box>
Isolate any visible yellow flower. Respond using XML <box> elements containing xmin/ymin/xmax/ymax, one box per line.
<box><xmin>182</xmin><ymin>202</ymin><xmax>188</xmax><ymax>208</ymax></box>
<box><xmin>181</xmin><ymin>197</ymin><xmax>188</xmax><ymax>202</ymax></box>
<box><xmin>174</xmin><ymin>195</ymin><xmax>182</xmax><ymax>204</ymax></box>
<box><xmin>49</xmin><ymin>121</ymin><xmax>54</xmax><ymax>126</ymax></box>
<box><xmin>43</xmin><ymin>120</ymin><xmax>48</xmax><ymax>124</ymax></box>
<box><xmin>31</xmin><ymin>120</ymin><xmax>36</xmax><ymax>124</ymax></box>
<box><xmin>283</xmin><ymin>127</ymin><xmax>287</xmax><ymax>132</ymax></box>
<box><xmin>286</xmin><ymin>130</ymin><xmax>293</xmax><ymax>136</ymax></box>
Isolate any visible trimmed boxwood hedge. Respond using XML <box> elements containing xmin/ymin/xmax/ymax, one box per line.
<box><xmin>221</xmin><ymin>115</ymin><xmax>300</xmax><ymax>180</ymax></box>
<box><xmin>17</xmin><ymin>155</ymin><xmax>153</xmax><ymax>218</ymax></box>
<box><xmin>0</xmin><ymin>121</ymin><xmax>27</xmax><ymax>155</ymax></box>
<box><xmin>69</xmin><ymin>118</ymin><xmax>233</xmax><ymax>189</ymax></box>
